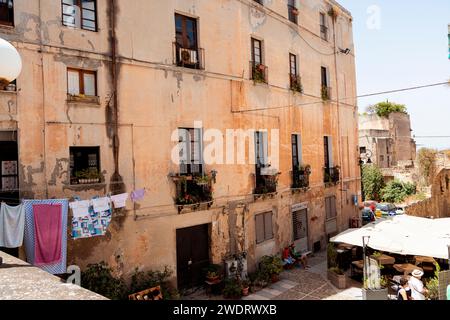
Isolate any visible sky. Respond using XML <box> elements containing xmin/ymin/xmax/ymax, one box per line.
<box><xmin>338</xmin><ymin>0</ymin><xmax>450</xmax><ymax>150</ymax></box>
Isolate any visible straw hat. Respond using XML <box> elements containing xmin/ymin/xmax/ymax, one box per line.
<box><xmin>412</xmin><ymin>269</ymin><xmax>424</xmax><ymax>278</ymax></box>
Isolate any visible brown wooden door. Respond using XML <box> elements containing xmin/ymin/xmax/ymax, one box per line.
<box><xmin>176</xmin><ymin>224</ymin><xmax>210</xmax><ymax>289</ymax></box>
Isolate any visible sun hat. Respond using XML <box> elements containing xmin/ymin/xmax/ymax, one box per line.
<box><xmin>412</xmin><ymin>269</ymin><xmax>424</xmax><ymax>278</ymax></box>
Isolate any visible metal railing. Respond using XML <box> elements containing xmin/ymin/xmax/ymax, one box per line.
<box><xmin>290</xmin><ymin>74</ymin><xmax>303</xmax><ymax>93</ymax></box>
<box><xmin>324</xmin><ymin>166</ymin><xmax>340</xmax><ymax>185</ymax></box>
<box><xmin>254</xmin><ymin>170</ymin><xmax>278</xmax><ymax>195</ymax></box>
<box><xmin>292</xmin><ymin>168</ymin><xmax>310</xmax><ymax>189</ymax></box>
<box><xmin>0</xmin><ymin>0</ymin><xmax>14</xmax><ymax>26</ymax></box>
<box><xmin>250</xmin><ymin>61</ymin><xmax>268</xmax><ymax>84</ymax></box>
<box><xmin>173</xmin><ymin>42</ymin><xmax>205</xmax><ymax>70</ymax></box>
<box><xmin>321</xmin><ymin>85</ymin><xmax>332</xmax><ymax>101</ymax></box>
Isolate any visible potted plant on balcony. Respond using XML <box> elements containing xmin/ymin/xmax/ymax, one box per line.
<box><xmin>291</xmin><ymin>7</ymin><xmax>299</xmax><ymax>16</ymax></box>
<box><xmin>241</xmin><ymin>279</ymin><xmax>251</xmax><ymax>296</ymax></box>
<box><xmin>259</xmin><ymin>255</ymin><xmax>283</xmax><ymax>283</ymax></box>
<box><xmin>194</xmin><ymin>174</ymin><xmax>211</xmax><ymax>186</ymax></box>
<box><xmin>321</xmin><ymin>85</ymin><xmax>330</xmax><ymax>101</ymax></box>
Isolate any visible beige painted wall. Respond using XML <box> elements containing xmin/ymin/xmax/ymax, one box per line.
<box><xmin>0</xmin><ymin>0</ymin><xmax>359</xmax><ymax>284</ymax></box>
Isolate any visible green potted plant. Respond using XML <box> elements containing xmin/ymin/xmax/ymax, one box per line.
<box><xmin>241</xmin><ymin>279</ymin><xmax>251</xmax><ymax>296</ymax></box>
<box><xmin>204</xmin><ymin>264</ymin><xmax>222</xmax><ymax>282</ymax></box>
<box><xmin>321</xmin><ymin>85</ymin><xmax>330</xmax><ymax>101</ymax></box>
<box><xmin>222</xmin><ymin>278</ymin><xmax>243</xmax><ymax>300</ymax></box>
<box><xmin>194</xmin><ymin>174</ymin><xmax>211</xmax><ymax>186</ymax></box>
<box><xmin>425</xmin><ymin>262</ymin><xmax>440</xmax><ymax>300</ymax></box>
<box><xmin>259</xmin><ymin>255</ymin><xmax>283</xmax><ymax>283</ymax></box>
<box><xmin>327</xmin><ymin>243</ymin><xmax>347</xmax><ymax>289</ymax></box>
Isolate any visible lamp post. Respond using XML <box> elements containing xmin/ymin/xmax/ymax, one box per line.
<box><xmin>0</xmin><ymin>37</ymin><xmax>22</xmax><ymax>89</ymax></box>
<box><xmin>359</xmin><ymin>149</ymin><xmax>373</xmax><ymax>202</ymax></box>
<box><xmin>362</xmin><ymin>235</ymin><xmax>371</xmax><ymax>288</ymax></box>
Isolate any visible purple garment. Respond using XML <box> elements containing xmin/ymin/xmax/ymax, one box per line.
<box><xmin>130</xmin><ymin>189</ymin><xmax>146</xmax><ymax>202</ymax></box>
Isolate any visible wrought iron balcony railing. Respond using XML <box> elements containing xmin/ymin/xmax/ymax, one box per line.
<box><xmin>290</xmin><ymin>74</ymin><xmax>303</xmax><ymax>93</ymax></box>
<box><xmin>173</xmin><ymin>42</ymin><xmax>205</xmax><ymax>70</ymax></box>
<box><xmin>324</xmin><ymin>166</ymin><xmax>340</xmax><ymax>186</ymax></box>
<box><xmin>250</xmin><ymin>61</ymin><xmax>268</xmax><ymax>84</ymax></box>
<box><xmin>292</xmin><ymin>166</ymin><xmax>311</xmax><ymax>189</ymax></box>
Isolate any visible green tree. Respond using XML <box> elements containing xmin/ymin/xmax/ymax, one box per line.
<box><xmin>362</xmin><ymin>164</ymin><xmax>385</xmax><ymax>201</ymax></box>
<box><xmin>366</xmin><ymin>101</ymin><xmax>407</xmax><ymax>118</ymax></box>
<box><xmin>380</xmin><ymin>180</ymin><xmax>416</xmax><ymax>203</ymax></box>
<box><xmin>417</xmin><ymin>148</ymin><xmax>437</xmax><ymax>185</ymax></box>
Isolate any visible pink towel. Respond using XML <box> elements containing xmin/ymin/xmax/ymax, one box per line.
<box><xmin>33</xmin><ymin>204</ymin><xmax>62</xmax><ymax>266</ymax></box>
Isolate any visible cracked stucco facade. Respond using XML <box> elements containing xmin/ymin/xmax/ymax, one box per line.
<box><xmin>0</xmin><ymin>0</ymin><xmax>360</xmax><ymax>286</ymax></box>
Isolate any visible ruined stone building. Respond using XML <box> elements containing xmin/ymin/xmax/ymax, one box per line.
<box><xmin>0</xmin><ymin>0</ymin><xmax>359</xmax><ymax>288</ymax></box>
<box><xmin>359</xmin><ymin>112</ymin><xmax>417</xmax><ymax>169</ymax></box>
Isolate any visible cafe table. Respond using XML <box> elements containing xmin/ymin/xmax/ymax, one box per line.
<box><xmin>394</xmin><ymin>263</ymin><xmax>423</xmax><ymax>276</ymax></box>
<box><xmin>370</xmin><ymin>254</ymin><xmax>395</xmax><ymax>265</ymax></box>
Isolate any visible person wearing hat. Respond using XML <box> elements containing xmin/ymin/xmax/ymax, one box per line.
<box><xmin>408</xmin><ymin>269</ymin><xmax>428</xmax><ymax>300</ymax></box>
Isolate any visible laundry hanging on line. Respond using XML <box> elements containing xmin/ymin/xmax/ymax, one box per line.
<box><xmin>23</xmin><ymin>199</ymin><xmax>68</xmax><ymax>275</ymax></box>
<box><xmin>33</xmin><ymin>204</ymin><xmax>62</xmax><ymax>266</ymax></box>
<box><xmin>0</xmin><ymin>202</ymin><xmax>25</xmax><ymax>249</ymax></box>
<box><xmin>110</xmin><ymin>193</ymin><xmax>128</xmax><ymax>209</ymax></box>
<box><xmin>130</xmin><ymin>188</ymin><xmax>146</xmax><ymax>202</ymax></box>
<box><xmin>70</xmin><ymin>198</ymin><xmax>112</xmax><ymax>240</ymax></box>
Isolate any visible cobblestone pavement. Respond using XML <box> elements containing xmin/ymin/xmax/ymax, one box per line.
<box><xmin>184</xmin><ymin>250</ymin><xmax>363</xmax><ymax>301</ymax></box>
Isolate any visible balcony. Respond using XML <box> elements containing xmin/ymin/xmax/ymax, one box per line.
<box><xmin>291</xmin><ymin>165</ymin><xmax>311</xmax><ymax>190</ymax></box>
<box><xmin>250</xmin><ymin>61</ymin><xmax>268</xmax><ymax>84</ymax></box>
<box><xmin>173</xmin><ymin>42</ymin><xmax>205</xmax><ymax>70</ymax></box>
<box><xmin>320</xmin><ymin>25</ymin><xmax>328</xmax><ymax>41</ymax></box>
<box><xmin>0</xmin><ymin>1</ymin><xmax>14</xmax><ymax>26</ymax></box>
<box><xmin>324</xmin><ymin>166</ymin><xmax>340</xmax><ymax>186</ymax></box>
<box><xmin>290</xmin><ymin>74</ymin><xmax>303</xmax><ymax>93</ymax></box>
<box><xmin>288</xmin><ymin>5</ymin><xmax>299</xmax><ymax>24</ymax></box>
<box><xmin>254</xmin><ymin>167</ymin><xmax>279</xmax><ymax>198</ymax></box>
<box><xmin>171</xmin><ymin>172</ymin><xmax>215</xmax><ymax>213</ymax></box>
<box><xmin>321</xmin><ymin>85</ymin><xmax>332</xmax><ymax>101</ymax></box>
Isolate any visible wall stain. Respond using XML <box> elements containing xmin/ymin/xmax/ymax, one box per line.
<box><xmin>48</xmin><ymin>158</ymin><xmax>70</xmax><ymax>186</ymax></box>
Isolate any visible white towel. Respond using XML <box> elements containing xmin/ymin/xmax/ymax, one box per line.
<box><xmin>0</xmin><ymin>203</ymin><xmax>25</xmax><ymax>248</ymax></box>
<box><xmin>69</xmin><ymin>200</ymin><xmax>91</xmax><ymax>218</ymax></box>
<box><xmin>110</xmin><ymin>193</ymin><xmax>128</xmax><ymax>209</ymax></box>
<box><xmin>91</xmin><ymin>197</ymin><xmax>111</xmax><ymax>213</ymax></box>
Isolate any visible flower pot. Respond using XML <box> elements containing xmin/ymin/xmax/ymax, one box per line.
<box><xmin>206</xmin><ymin>275</ymin><xmax>220</xmax><ymax>283</ymax></box>
<box><xmin>362</xmin><ymin>288</ymin><xmax>388</xmax><ymax>300</ymax></box>
<box><xmin>242</xmin><ymin>287</ymin><xmax>249</xmax><ymax>296</ymax></box>
<box><xmin>271</xmin><ymin>274</ymin><xmax>280</xmax><ymax>283</ymax></box>
<box><xmin>327</xmin><ymin>270</ymin><xmax>347</xmax><ymax>289</ymax></box>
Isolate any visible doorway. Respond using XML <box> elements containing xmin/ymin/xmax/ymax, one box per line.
<box><xmin>0</xmin><ymin>131</ymin><xmax>19</xmax><ymax>257</ymax></box>
<box><xmin>176</xmin><ymin>224</ymin><xmax>210</xmax><ymax>289</ymax></box>
<box><xmin>292</xmin><ymin>205</ymin><xmax>309</xmax><ymax>252</ymax></box>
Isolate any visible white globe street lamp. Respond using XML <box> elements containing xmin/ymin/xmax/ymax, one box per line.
<box><xmin>0</xmin><ymin>37</ymin><xmax>22</xmax><ymax>88</ymax></box>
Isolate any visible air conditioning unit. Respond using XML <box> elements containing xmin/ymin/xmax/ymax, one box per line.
<box><xmin>179</xmin><ymin>48</ymin><xmax>198</xmax><ymax>65</ymax></box>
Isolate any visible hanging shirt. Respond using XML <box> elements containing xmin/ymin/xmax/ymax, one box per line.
<box><xmin>0</xmin><ymin>203</ymin><xmax>25</xmax><ymax>248</ymax></box>
<box><xmin>131</xmin><ymin>189</ymin><xmax>146</xmax><ymax>202</ymax></box>
<box><xmin>110</xmin><ymin>193</ymin><xmax>128</xmax><ymax>209</ymax></box>
<box><xmin>69</xmin><ymin>200</ymin><xmax>91</xmax><ymax>218</ymax></box>
<box><xmin>91</xmin><ymin>197</ymin><xmax>111</xmax><ymax>213</ymax></box>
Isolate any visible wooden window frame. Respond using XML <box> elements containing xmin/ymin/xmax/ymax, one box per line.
<box><xmin>67</xmin><ymin>68</ymin><xmax>97</xmax><ymax>96</ymax></box>
<box><xmin>61</xmin><ymin>0</ymin><xmax>98</xmax><ymax>32</ymax></box>
<box><xmin>289</xmin><ymin>53</ymin><xmax>298</xmax><ymax>76</ymax></box>
<box><xmin>292</xmin><ymin>208</ymin><xmax>307</xmax><ymax>241</ymax></box>
<box><xmin>178</xmin><ymin>128</ymin><xmax>203</xmax><ymax>175</ymax></box>
<box><xmin>0</xmin><ymin>0</ymin><xmax>14</xmax><ymax>26</ymax></box>
<box><xmin>175</xmin><ymin>13</ymin><xmax>198</xmax><ymax>50</ymax></box>
<box><xmin>69</xmin><ymin>146</ymin><xmax>100</xmax><ymax>184</ymax></box>
<box><xmin>251</xmin><ymin>38</ymin><xmax>263</xmax><ymax>65</ymax></box>
<box><xmin>325</xmin><ymin>196</ymin><xmax>337</xmax><ymax>220</ymax></box>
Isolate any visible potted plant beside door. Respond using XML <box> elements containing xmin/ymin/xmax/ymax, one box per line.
<box><xmin>259</xmin><ymin>255</ymin><xmax>283</xmax><ymax>283</ymax></box>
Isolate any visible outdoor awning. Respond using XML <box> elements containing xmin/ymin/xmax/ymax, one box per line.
<box><xmin>330</xmin><ymin>215</ymin><xmax>450</xmax><ymax>259</ymax></box>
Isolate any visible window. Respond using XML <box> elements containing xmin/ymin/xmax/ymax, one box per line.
<box><xmin>288</xmin><ymin>0</ymin><xmax>298</xmax><ymax>24</ymax></box>
<box><xmin>320</xmin><ymin>12</ymin><xmax>328</xmax><ymax>40</ymax></box>
<box><xmin>380</xmin><ymin>155</ymin><xmax>385</xmax><ymax>162</ymax></box>
<box><xmin>253</xmin><ymin>0</ymin><xmax>263</xmax><ymax>4</ymax></box>
<box><xmin>250</xmin><ymin>38</ymin><xmax>267</xmax><ymax>83</ymax></box>
<box><xmin>291</xmin><ymin>134</ymin><xmax>302</xmax><ymax>168</ymax></box>
<box><xmin>324</xmin><ymin>136</ymin><xmax>332</xmax><ymax>168</ymax></box>
<box><xmin>290</xmin><ymin>53</ymin><xmax>298</xmax><ymax>77</ymax></box>
<box><xmin>174</xmin><ymin>14</ymin><xmax>203</xmax><ymax>69</ymax></box>
<box><xmin>255</xmin><ymin>131</ymin><xmax>268</xmax><ymax>168</ymax></box>
<box><xmin>289</xmin><ymin>53</ymin><xmax>302</xmax><ymax>92</ymax></box>
<box><xmin>70</xmin><ymin>147</ymin><xmax>100</xmax><ymax>184</ymax></box>
<box><xmin>321</xmin><ymin>66</ymin><xmax>330</xmax><ymax>100</ymax></box>
<box><xmin>67</xmin><ymin>68</ymin><xmax>97</xmax><ymax>96</ymax></box>
<box><xmin>325</xmin><ymin>196</ymin><xmax>337</xmax><ymax>220</ymax></box>
<box><xmin>178</xmin><ymin>128</ymin><xmax>203</xmax><ymax>175</ymax></box>
<box><xmin>321</xmin><ymin>66</ymin><xmax>328</xmax><ymax>87</ymax></box>
<box><xmin>0</xmin><ymin>0</ymin><xmax>14</xmax><ymax>26</ymax></box>
<box><xmin>359</xmin><ymin>146</ymin><xmax>367</xmax><ymax>155</ymax></box>
<box><xmin>62</xmin><ymin>0</ymin><xmax>97</xmax><ymax>32</ymax></box>
<box><xmin>255</xmin><ymin>211</ymin><xmax>273</xmax><ymax>244</ymax></box>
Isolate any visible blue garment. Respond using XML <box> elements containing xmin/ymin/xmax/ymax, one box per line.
<box><xmin>0</xmin><ymin>203</ymin><xmax>25</xmax><ymax>248</ymax></box>
<box><xmin>71</xmin><ymin>205</ymin><xmax>112</xmax><ymax>240</ymax></box>
<box><xmin>23</xmin><ymin>199</ymin><xmax>68</xmax><ymax>275</ymax></box>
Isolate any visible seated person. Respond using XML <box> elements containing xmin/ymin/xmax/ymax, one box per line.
<box><xmin>282</xmin><ymin>246</ymin><xmax>295</xmax><ymax>267</ymax></box>
<box><xmin>289</xmin><ymin>243</ymin><xmax>310</xmax><ymax>269</ymax></box>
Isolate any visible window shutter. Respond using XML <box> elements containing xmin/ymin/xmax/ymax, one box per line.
<box><xmin>178</xmin><ymin>129</ymin><xmax>189</xmax><ymax>174</ymax></box>
<box><xmin>255</xmin><ymin>214</ymin><xmax>265</xmax><ymax>244</ymax></box>
<box><xmin>327</xmin><ymin>136</ymin><xmax>333</xmax><ymax>167</ymax></box>
<box><xmin>67</xmin><ymin>70</ymin><xmax>80</xmax><ymax>95</ymax></box>
<box><xmin>83</xmin><ymin>73</ymin><xmax>96</xmax><ymax>96</ymax></box>
<box><xmin>297</xmin><ymin>134</ymin><xmax>302</xmax><ymax>165</ymax></box>
<box><xmin>292</xmin><ymin>210</ymin><xmax>300</xmax><ymax>240</ymax></box>
<box><xmin>264</xmin><ymin>212</ymin><xmax>273</xmax><ymax>240</ymax></box>
<box><xmin>331</xmin><ymin>196</ymin><xmax>337</xmax><ymax>218</ymax></box>
<box><xmin>325</xmin><ymin>197</ymin><xmax>331</xmax><ymax>220</ymax></box>
<box><xmin>262</xmin><ymin>131</ymin><xmax>269</xmax><ymax>166</ymax></box>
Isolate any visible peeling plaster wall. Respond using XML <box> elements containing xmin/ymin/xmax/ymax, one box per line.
<box><xmin>0</xmin><ymin>0</ymin><xmax>359</xmax><ymax>285</ymax></box>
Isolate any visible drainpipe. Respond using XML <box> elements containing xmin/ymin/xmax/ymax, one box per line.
<box><xmin>331</xmin><ymin>12</ymin><xmax>345</xmax><ymax>230</ymax></box>
<box><xmin>109</xmin><ymin>0</ymin><xmax>125</xmax><ymax>194</ymax></box>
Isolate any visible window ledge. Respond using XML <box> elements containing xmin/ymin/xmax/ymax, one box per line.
<box><xmin>0</xmin><ymin>90</ymin><xmax>17</xmax><ymax>95</ymax></box>
<box><xmin>0</xmin><ymin>24</ymin><xmax>14</xmax><ymax>31</ymax></box>
<box><xmin>63</xmin><ymin>182</ymin><xmax>106</xmax><ymax>192</ymax></box>
<box><xmin>67</xmin><ymin>95</ymin><xmax>101</xmax><ymax>106</ymax></box>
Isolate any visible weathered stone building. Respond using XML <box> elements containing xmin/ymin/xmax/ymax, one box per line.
<box><xmin>0</xmin><ymin>0</ymin><xmax>359</xmax><ymax>288</ymax></box>
<box><xmin>359</xmin><ymin>112</ymin><xmax>416</xmax><ymax>169</ymax></box>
